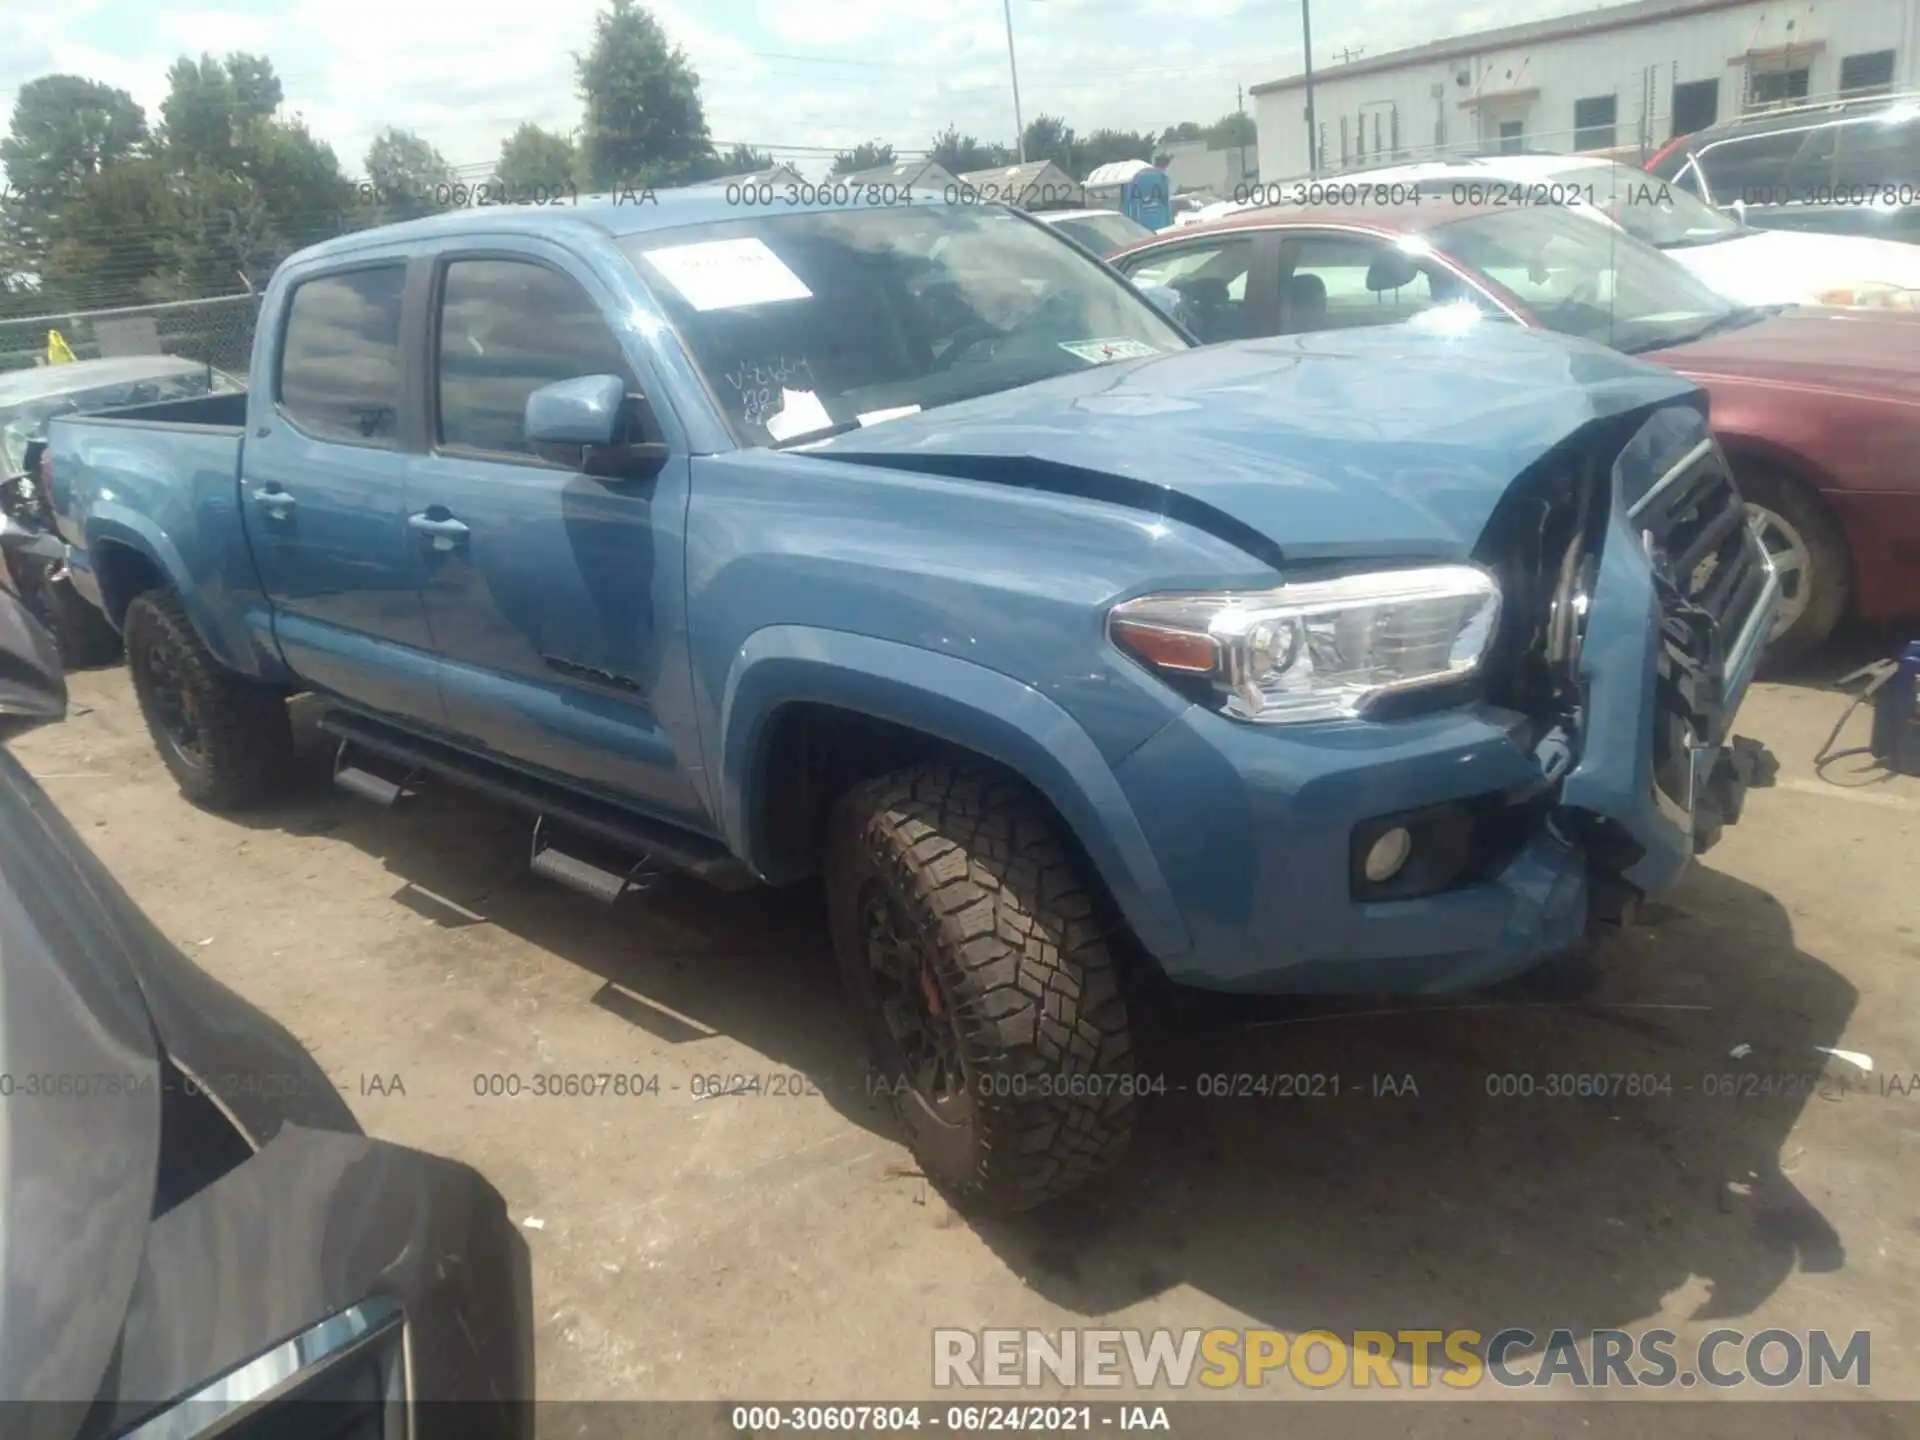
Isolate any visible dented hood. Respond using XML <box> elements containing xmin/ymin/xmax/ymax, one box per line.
<box><xmin>812</xmin><ymin>325</ymin><xmax>1701</xmax><ymax>562</ymax></box>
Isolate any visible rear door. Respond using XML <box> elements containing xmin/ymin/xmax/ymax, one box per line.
<box><xmin>405</xmin><ymin>242</ymin><xmax>712</xmax><ymax>828</ymax></box>
<box><xmin>244</xmin><ymin>259</ymin><xmax>447</xmax><ymax>726</ymax></box>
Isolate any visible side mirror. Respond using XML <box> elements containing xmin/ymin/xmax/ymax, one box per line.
<box><xmin>1137</xmin><ymin>282</ymin><xmax>1190</xmax><ymax>326</ymax></box>
<box><xmin>525</xmin><ymin>374</ymin><xmax>669</xmax><ymax>480</ymax></box>
<box><xmin>0</xmin><ymin>589</ymin><xmax>67</xmax><ymax>744</ymax></box>
<box><xmin>526</xmin><ymin>374</ymin><xmax>627</xmax><ymax>447</ymax></box>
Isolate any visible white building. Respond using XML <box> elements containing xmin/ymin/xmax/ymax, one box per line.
<box><xmin>1253</xmin><ymin>0</ymin><xmax>1920</xmax><ymax>178</ymax></box>
<box><xmin>1158</xmin><ymin>138</ymin><xmax>1257</xmax><ymax>198</ymax></box>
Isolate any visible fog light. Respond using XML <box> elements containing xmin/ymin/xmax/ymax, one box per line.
<box><xmin>1364</xmin><ymin>826</ymin><xmax>1413</xmax><ymax>883</ymax></box>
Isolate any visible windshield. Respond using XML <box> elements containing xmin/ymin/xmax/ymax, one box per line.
<box><xmin>1049</xmin><ymin>213</ymin><xmax>1155</xmax><ymax>255</ymax></box>
<box><xmin>619</xmin><ymin>204</ymin><xmax>1189</xmax><ymax>447</ymax></box>
<box><xmin>0</xmin><ymin>367</ymin><xmax>242</xmax><ymax>472</ymax></box>
<box><xmin>1431</xmin><ymin>204</ymin><xmax>1746</xmax><ymax>354</ymax></box>
<box><xmin>1557</xmin><ymin>163</ymin><xmax>1741</xmax><ymax>248</ymax></box>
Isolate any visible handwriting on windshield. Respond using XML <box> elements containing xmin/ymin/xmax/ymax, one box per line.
<box><xmin>723</xmin><ymin>354</ymin><xmax>818</xmax><ymax>430</ymax></box>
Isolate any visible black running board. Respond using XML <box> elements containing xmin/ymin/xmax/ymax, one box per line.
<box><xmin>318</xmin><ymin>709</ymin><xmax>756</xmax><ymax>891</ymax></box>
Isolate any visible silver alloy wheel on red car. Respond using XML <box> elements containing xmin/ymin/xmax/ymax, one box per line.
<box><xmin>1746</xmin><ymin>501</ymin><xmax>1811</xmax><ymax>643</ymax></box>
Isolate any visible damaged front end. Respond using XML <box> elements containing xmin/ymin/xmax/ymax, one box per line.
<box><xmin>1476</xmin><ymin>401</ymin><xmax>1781</xmax><ymax>931</ymax></box>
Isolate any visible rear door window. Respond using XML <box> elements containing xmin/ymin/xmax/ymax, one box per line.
<box><xmin>1119</xmin><ymin>237</ymin><xmax>1259</xmax><ymax>343</ymax></box>
<box><xmin>277</xmin><ymin>265</ymin><xmax>407</xmax><ymax>447</ymax></box>
<box><xmin>1694</xmin><ymin>128</ymin><xmax>1813</xmax><ymax>202</ymax></box>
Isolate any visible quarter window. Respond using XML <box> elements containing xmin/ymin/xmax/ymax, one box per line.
<box><xmin>278</xmin><ymin>266</ymin><xmax>407</xmax><ymax>446</ymax></box>
<box><xmin>435</xmin><ymin>259</ymin><xmax>632</xmax><ymax>456</ymax></box>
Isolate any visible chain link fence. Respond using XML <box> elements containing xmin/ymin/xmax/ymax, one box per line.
<box><xmin>0</xmin><ymin>293</ymin><xmax>261</xmax><ymax>381</ymax></box>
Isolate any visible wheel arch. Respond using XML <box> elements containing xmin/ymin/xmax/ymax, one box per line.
<box><xmin>716</xmin><ymin>627</ymin><xmax>1192</xmax><ymax>963</ymax></box>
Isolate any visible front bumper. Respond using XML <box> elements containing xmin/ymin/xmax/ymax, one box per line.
<box><xmin>1109</xmin><ymin>417</ymin><xmax>1779</xmax><ymax>997</ymax></box>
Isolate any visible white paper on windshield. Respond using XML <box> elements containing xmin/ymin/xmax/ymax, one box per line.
<box><xmin>1059</xmin><ymin>338</ymin><xmax>1162</xmax><ymax>364</ymax></box>
<box><xmin>641</xmin><ymin>237</ymin><xmax>812</xmax><ymax>311</ymax></box>
<box><xmin>764</xmin><ymin>388</ymin><xmax>834</xmax><ymax>442</ymax></box>
<box><xmin>857</xmin><ymin>405</ymin><xmax>921</xmax><ymax>427</ymax></box>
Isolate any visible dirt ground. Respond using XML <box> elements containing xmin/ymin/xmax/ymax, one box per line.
<box><xmin>13</xmin><ymin>648</ymin><xmax>1920</xmax><ymax>1422</ymax></box>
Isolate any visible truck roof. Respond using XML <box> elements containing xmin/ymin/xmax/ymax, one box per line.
<box><xmin>295</xmin><ymin>184</ymin><xmax>967</xmax><ymax>266</ymax></box>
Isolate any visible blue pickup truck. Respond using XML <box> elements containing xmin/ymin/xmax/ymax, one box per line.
<box><xmin>44</xmin><ymin>190</ymin><xmax>1778</xmax><ymax>1211</ymax></box>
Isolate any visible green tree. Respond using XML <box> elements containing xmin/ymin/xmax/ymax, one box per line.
<box><xmin>0</xmin><ymin>75</ymin><xmax>149</xmax><ymax>231</ymax></box>
<box><xmin>1159</xmin><ymin>121</ymin><xmax>1204</xmax><ymax>144</ymax></box>
<box><xmin>496</xmin><ymin>123</ymin><xmax>577</xmax><ymax>197</ymax></box>
<box><xmin>576</xmin><ymin>0</ymin><xmax>713</xmax><ymax>188</ymax></box>
<box><xmin>1072</xmin><ymin>128</ymin><xmax>1157</xmax><ymax>176</ymax></box>
<box><xmin>1020</xmin><ymin>115</ymin><xmax>1075</xmax><ymax>172</ymax></box>
<box><xmin>36</xmin><ymin>156</ymin><xmax>173</xmax><ymax>308</ymax></box>
<box><xmin>1204</xmin><ymin>112</ymin><xmax>1257</xmax><ymax>149</ymax></box>
<box><xmin>364</xmin><ymin>127</ymin><xmax>453</xmax><ymax>221</ymax></box>
<box><xmin>157</xmin><ymin>54</ymin><xmax>284</xmax><ymax>170</ymax></box>
<box><xmin>240</xmin><ymin>117</ymin><xmax>351</xmax><ymax>253</ymax></box>
<box><xmin>829</xmin><ymin>141</ymin><xmax>894</xmax><ymax>176</ymax></box>
<box><xmin>719</xmin><ymin>143</ymin><xmax>773</xmax><ymax>173</ymax></box>
<box><xmin>929</xmin><ymin>126</ymin><xmax>1011</xmax><ymax>174</ymax></box>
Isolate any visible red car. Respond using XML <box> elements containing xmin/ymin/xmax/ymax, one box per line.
<box><xmin>1110</xmin><ymin>198</ymin><xmax>1920</xmax><ymax>661</ymax></box>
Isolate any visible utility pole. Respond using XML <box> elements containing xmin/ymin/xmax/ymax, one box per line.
<box><xmin>1237</xmin><ymin>84</ymin><xmax>1250</xmax><ymax>189</ymax></box>
<box><xmin>1004</xmin><ymin>0</ymin><xmax>1027</xmax><ymax>163</ymax></box>
<box><xmin>1301</xmin><ymin>0</ymin><xmax>1318</xmax><ymax>174</ymax></box>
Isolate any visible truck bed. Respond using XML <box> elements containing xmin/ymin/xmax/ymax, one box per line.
<box><xmin>53</xmin><ymin>390</ymin><xmax>249</xmax><ymax>432</ymax></box>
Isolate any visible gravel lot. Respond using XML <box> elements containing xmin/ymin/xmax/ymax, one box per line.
<box><xmin>13</xmin><ymin>655</ymin><xmax>1919</xmax><ymax>1427</ymax></box>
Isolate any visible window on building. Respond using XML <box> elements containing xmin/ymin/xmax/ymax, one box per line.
<box><xmin>1498</xmin><ymin>120</ymin><xmax>1525</xmax><ymax>154</ymax></box>
<box><xmin>1672</xmin><ymin>78</ymin><xmax>1719</xmax><ymax>136</ymax></box>
<box><xmin>1340</xmin><ymin>116</ymin><xmax>1351</xmax><ymax>167</ymax></box>
<box><xmin>1745</xmin><ymin>66</ymin><xmax>1810</xmax><ymax>111</ymax></box>
<box><xmin>277</xmin><ymin>265</ymin><xmax>407</xmax><ymax>447</ymax></box>
<box><xmin>1839</xmin><ymin>50</ymin><xmax>1896</xmax><ymax>97</ymax></box>
<box><xmin>1574</xmin><ymin>95</ymin><xmax>1618</xmax><ymax>150</ymax></box>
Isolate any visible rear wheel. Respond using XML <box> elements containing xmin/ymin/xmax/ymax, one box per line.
<box><xmin>124</xmin><ymin>589</ymin><xmax>296</xmax><ymax>811</ymax></box>
<box><xmin>1738</xmin><ymin>466</ymin><xmax>1849</xmax><ymax>667</ymax></box>
<box><xmin>825</xmin><ymin>763</ymin><xmax>1136</xmax><ymax>1213</ymax></box>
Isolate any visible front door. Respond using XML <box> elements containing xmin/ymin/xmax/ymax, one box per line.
<box><xmin>407</xmin><ymin>246</ymin><xmax>711</xmax><ymax>828</ymax></box>
<box><xmin>245</xmin><ymin>259</ymin><xmax>447</xmax><ymax>725</ymax></box>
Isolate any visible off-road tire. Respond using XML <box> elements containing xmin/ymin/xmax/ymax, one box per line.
<box><xmin>43</xmin><ymin>573</ymin><xmax>123</xmax><ymax>669</ymax></box>
<box><xmin>1739</xmin><ymin>465</ymin><xmax>1849</xmax><ymax>668</ymax></box>
<box><xmin>124</xmin><ymin>588</ymin><xmax>296</xmax><ymax>811</ymax></box>
<box><xmin>825</xmin><ymin>762</ymin><xmax>1136</xmax><ymax>1213</ymax></box>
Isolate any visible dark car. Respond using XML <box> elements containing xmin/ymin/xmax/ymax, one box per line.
<box><xmin>0</xmin><ymin>586</ymin><xmax>533</xmax><ymax>1439</ymax></box>
<box><xmin>1035</xmin><ymin>208</ymin><xmax>1158</xmax><ymax>257</ymax></box>
<box><xmin>1109</xmin><ymin>197</ymin><xmax>1920</xmax><ymax>663</ymax></box>
<box><xmin>0</xmin><ymin>357</ymin><xmax>244</xmax><ymax>667</ymax></box>
<box><xmin>1644</xmin><ymin>92</ymin><xmax>1920</xmax><ymax>243</ymax></box>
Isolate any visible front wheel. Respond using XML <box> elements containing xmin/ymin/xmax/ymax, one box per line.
<box><xmin>124</xmin><ymin>589</ymin><xmax>296</xmax><ymax>811</ymax></box>
<box><xmin>1737</xmin><ymin>467</ymin><xmax>1849</xmax><ymax>667</ymax></box>
<box><xmin>825</xmin><ymin>763</ymin><xmax>1137</xmax><ymax>1213</ymax></box>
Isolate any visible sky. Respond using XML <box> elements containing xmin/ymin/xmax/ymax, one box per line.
<box><xmin>5</xmin><ymin>0</ymin><xmax>1597</xmax><ymax>178</ymax></box>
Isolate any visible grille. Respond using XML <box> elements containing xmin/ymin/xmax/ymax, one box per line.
<box><xmin>1630</xmin><ymin>440</ymin><xmax>1771</xmax><ymax>814</ymax></box>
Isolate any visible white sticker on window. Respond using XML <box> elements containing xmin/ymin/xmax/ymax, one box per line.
<box><xmin>641</xmin><ymin>238</ymin><xmax>813</xmax><ymax>311</ymax></box>
<box><xmin>764</xmin><ymin>388</ymin><xmax>833</xmax><ymax>442</ymax></box>
<box><xmin>1058</xmin><ymin>338</ymin><xmax>1162</xmax><ymax>364</ymax></box>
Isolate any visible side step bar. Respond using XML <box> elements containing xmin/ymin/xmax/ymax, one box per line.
<box><xmin>319</xmin><ymin>709</ymin><xmax>757</xmax><ymax>892</ymax></box>
<box><xmin>332</xmin><ymin>738</ymin><xmax>421</xmax><ymax>806</ymax></box>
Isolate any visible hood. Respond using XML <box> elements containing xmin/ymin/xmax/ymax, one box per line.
<box><xmin>1652</xmin><ymin>307</ymin><xmax>1920</xmax><ymax>402</ymax></box>
<box><xmin>812</xmin><ymin>325</ymin><xmax>1699</xmax><ymax>563</ymax></box>
<box><xmin>1672</xmin><ymin>227</ymin><xmax>1920</xmax><ymax>308</ymax></box>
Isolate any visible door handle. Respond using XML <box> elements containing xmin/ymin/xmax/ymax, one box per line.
<box><xmin>407</xmin><ymin>512</ymin><xmax>470</xmax><ymax>548</ymax></box>
<box><xmin>250</xmin><ymin>486</ymin><xmax>296</xmax><ymax>513</ymax></box>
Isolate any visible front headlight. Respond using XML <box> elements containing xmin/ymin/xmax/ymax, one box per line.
<box><xmin>1108</xmin><ymin>564</ymin><xmax>1501</xmax><ymax>724</ymax></box>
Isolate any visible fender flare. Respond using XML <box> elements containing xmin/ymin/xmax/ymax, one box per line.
<box><xmin>83</xmin><ymin>509</ymin><xmax>260</xmax><ymax>676</ymax></box>
<box><xmin>716</xmin><ymin>626</ymin><xmax>1192</xmax><ymax>961</ymax></box>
